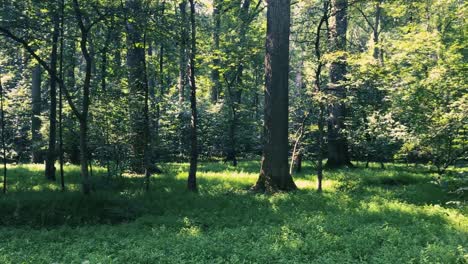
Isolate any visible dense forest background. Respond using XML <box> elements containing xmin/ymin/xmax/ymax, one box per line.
<box><xmin>0</xmin><ymin>1</ymin><xmax>467</xmax><ymax>263</ymax></box>
<box><xmin>0</xmin><ymin>0</ymin><xmax>466</xmax><ymax>193</ymax></box>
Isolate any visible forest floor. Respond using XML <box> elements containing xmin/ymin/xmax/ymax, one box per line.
<box><xmin>0</xmin><ymin>161</ymin><xmax>466</xmax><ymax>263</ymax></box>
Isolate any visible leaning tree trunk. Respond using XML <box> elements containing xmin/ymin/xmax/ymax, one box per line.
<box><xmin>187</xmin><ymin>0</ymin><xmax>198</xmax><ymax>192</ymax></box>
<box><xmin>253</xmin><ymin>0</ymin><xmax>296</xmax><ymax>193</ymax></box>
<box><xmin>326</xmin><ymin>0</ymin><xmax>352</xmax><ymax>168</ymax></box>
<box><xmin>31</xmin><ymin>65</ymin><xmax>42</xmax><ymax>163</ymax></box>
<box><xmin>45</xmin><ymin>12</ymin><xmax>60</xmax><ymax>181</ymax></box>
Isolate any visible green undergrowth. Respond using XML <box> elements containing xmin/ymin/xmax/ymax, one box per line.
<box><xmin>0</xmin><ymin>161</ymin><xmax>466</xmax><ymax>263</ymax></box>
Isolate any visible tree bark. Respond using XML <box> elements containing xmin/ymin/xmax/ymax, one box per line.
<box><xmin>31</xmin><ymin>64</ymin><xmax>42</xmax><ymax>163</ymax></box>
<box><xmin>0</xmin><ymin>78</ymin><xmax>6</xmax><ymax>194</ymax></box>
<box><xmin>187</xmin><ymin>0</ymin><xmax>198</xmax><ymax>192</ymax></box>
<box><xmin>224</xmin><ymin>0</ymin><xmax>252</xmax><ymax>166</ymax></box>
<box><xmin>59</xmin><ymin>0</ymin><xmax>65</xmax><ymax>191</ymax></box>
<box><xmin>73</xmin><ymin>0</ymin><xmax>92</xmax><ymax>194</ymax></box>
<box><xmin>178</xmin><ymin>1</ymin><xmax>189</xmax><ymax>103</ymax></box>
<box><xmin>126</xmin><ymin>0</ymin><xmax>150</xmax><ymax>174</ymax></box>
<box><xmin>45</xmin><ymin>12</ymin><xmax>60</xmax><ymax>181</ymax></box>
<box><xmin>326</xmin><ymin>0</ymin><xmax>352</xmax><ymax>168</ymax></box>
<box><xmin>373</xmin><ymin>0</ymin><xmax>382</xmax><ymax>63</ymax></box>
<box><xmin>253</xmin><ymin>0</ymin><xmax>296</xmax><ymax>193</ymax></box>
<box><xmin>316</xmin><ymin>0</ymin><xmax>329</xmax><ymax>192</ymax></box>
<box><xmin>210</xmin><ymin>1</ymin><xmax>221</xmax><ymax>103</ymax></box>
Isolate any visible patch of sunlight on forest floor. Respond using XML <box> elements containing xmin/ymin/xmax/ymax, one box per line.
<box><xmin>0</xmin><ymin>161</ymin><xmax>466</xmax><ymax>263</ymax></box>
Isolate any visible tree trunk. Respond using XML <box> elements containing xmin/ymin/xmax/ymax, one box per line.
<box><xmin>126</xmin><ymin>0</ymin><xmax>150</xmax><ymax>174</ymax></box>
<box><xmin>73</xmin><ymin>0</ymin><xmax>92</xmax><ymax>194</ymax></box>
<box><xmin>178</xmin><ymin>1</ymin><xmax>189</xmax><ymax>103</ymax></box>
<box><xmin>253</xmin><ymin>0</ymin><xmax>296</xmax><ymax>193</ymax></box>
<box><xmin>0</xmin><ymin>78</ymin><xmax>6</xmax><ymax>194</ymax></box>
<box><xmin>31</xmin><ymin>65</ymin><xmax>42</xmax><ymax>163</ymax></box>
<box><xmin>294</xmin><ymin>152</ymin><xmax>302</xmax><ymax>173</ymax></box>
<box><xmin>373</xmin><ymin>0</ymin><xmax>382</xmax><ymax>63</ymax></box>
<box><xmin>187</xmin><ymin>0</ymin><xmax>198</xmax><ymax>192</ymax></box>
<box><xmin>210</xmin><ymin>1</ymin><xmax>221</xmax><ymax>103</ymax></box>
<box><xmin>45</xmin><ymin>13</ymin><xmax>60</xmax><ymax>181</ymax></box>
<box><xmin>59</xmin><ymin>0</ymin><xmax>65</xmax><ymax>191</ymax></box>
<box><xmin>224</xmin><ymin>0</ymin><xmax>252</xmax><ymax>166</ymax></box>
<box><xmin>326</xmin><ymin>0</ymin><xmax>352</xmax><ymax>168</ymax></box>
<box><xmin>314</xmin><ymin>1</ymin><xmax>329</xmax><ymax>192</ymax></box>
<box><xmin>79</xmin><ymin>119</ymin><xmax>90</xmax><ymax>194</ymax></box>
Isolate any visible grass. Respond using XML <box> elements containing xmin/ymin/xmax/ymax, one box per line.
<box><xmin>0</xmin><ymin>161</ymin><xmax>466</xmax><ymax>263</ymax></box>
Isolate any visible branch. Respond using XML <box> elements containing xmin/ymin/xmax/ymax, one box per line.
<box><xmin>0</xmin><ymin>26</ymin><xmax>82</xmax><ymax>119</ymax></box>
<box><xmin>355</xmin><ymin>6</ymin><xmax>375</xmax><ymax>31</ymax></box>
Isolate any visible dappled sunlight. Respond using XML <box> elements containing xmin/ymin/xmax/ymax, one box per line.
<box><xmin>0</xmin><ymin>161</ymin><xmax>466</xmax><ymax>263</ymax></box>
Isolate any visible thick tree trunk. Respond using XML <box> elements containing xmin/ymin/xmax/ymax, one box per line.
<box><xmin>45</xmin><ymin>13</ymin><xmax>60</xmax><ymax>181</ymax></box>
<box><xmin>210</xmin><ymin>1</ymin><xmax>221</xmax><ymax>103</ymax></box>
<box><xmin>326</xmin><ymin>0</ymin><xmax>352</xmax><ymax>168</ymax></box>
<box><xmin>31</xmin><ymin>65</ymin><xmax>42</xmax><ymax>163</ymax></box>
<box><xmin>253</xmin><ymin>0</ymin><xmax>296</xmax><ymax>193</ymax></box>
<box><xmin>187</xmin><ymin>0</ymin><xmax>198</xmax><ymax>192</ymax></box>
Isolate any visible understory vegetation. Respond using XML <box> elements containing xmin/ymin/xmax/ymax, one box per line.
<box><xmin>0</xmin><ymin>162</ymin><xmax>466</xmax><ymax>263</ymax></box>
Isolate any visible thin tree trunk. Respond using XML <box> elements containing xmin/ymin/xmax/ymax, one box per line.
<box><xmin>45</xmin><ymin>12</ymin><xmax>60</xmax><ymax>181</ymax></box>
<box><xmin>154</xmin><ymin>1</ymin><xmax>165</xmax><ymax>160</ymax></box>
<box><xmin>290</xmin><ymin>118</ymin><xmax>306</xmax><ymax>175</ymax></box>
<box><xmin>187</xmin><ymin>0</ymin><xmax>198</xmax><ymax>192</ymax></box>
<box><xmin>31</xmin><ymin>65</ymin><xmax>42</xmax><ymax>163</ymax></box>
<box><xmin>73</xmin><ymin>0</ymin><xmax>92</xmax><ymax>194</ymax></box>
<box><xmin>253</xmin><ymin>0</ymin><xmax>296</xmax><ymax>193</ymax></box>
<box><xmin>0</xmin><ymin>78</ymin><xmax>6</xmax><ymax>194</ymax></box>
<box><xmin>126</xmin><ymin>0</ymin><xmax>150</xmax><ymax>174</ymax></box>
<box><xmin>210</xmin><ymin>0</ymin><xmax>221</xmax><ymax>103</ymax></box>
<box><xmin>178</xmin><ymin>1</ymin><xmax>188</xmax><ymax>103</ymax></box>
<box><xmin>59</xmin><ymin>0</ymin><xmax>65</xmax><ymax>191</ymax></box>
<box><xmin>326</xmin><ymin>0</ymin><xmax>352</xmax><ymax>168</ymax></box>
<box><xmin>314</xmin><ymin>1</ymin><xmax>329</xmax><ymax>192</ymax></box>
<box><xmin>224</xmin><ymin>0</ymin><xmax>252</xmax><ymax>165</ymax></box>
<box><xmin>373</xmin><ymin>0</ymin><xmax>383</xmax><ymax>65</ymax></box>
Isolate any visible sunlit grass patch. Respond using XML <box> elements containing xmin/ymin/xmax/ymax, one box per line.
<box><xmin>0</xmin><ymin>161</ymin><xmax>466</xmax><ymax>263</ymax></box>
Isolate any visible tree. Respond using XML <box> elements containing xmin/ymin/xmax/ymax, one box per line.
<box><xmin>0</xmin><ymin>76</ymin><xmax>6</xmax><ymax>194</ymax></box>
<box><xmin>178</xmin><ymin>1</ymin><xmax>189</xmax><ymax>103</ymax></box>
<box><xmin>187</xmin><ymin>0</ymin><xmax>198</xmax><ymax>192</ymax></box>
<box><xmin>31</xmin><ymin>64</ymin><xmax>42</xmax><ymax>163</ymax></box>
<box><xmin>210</xmin><ymin>0</ymin><xmax>221</xmax><ymax>103</ymax></box>
<box><xmin>326</xmin><ymin>0</ymin><xmax>352</xmax><ymax>168</ymax></box>
<box><xmin>45</xmin><ymin>9</ymin><xmax>61</xmax><ymax>181</ymax></box>
<box><xmin>125</xmin><ymin>0</ymin><xmax>152</xmax><ymax>178</ymax></box>
<box><xmin>253</xmin><ymin>0</ymin><xmax>296</xmax><ymax>192</ymax></box>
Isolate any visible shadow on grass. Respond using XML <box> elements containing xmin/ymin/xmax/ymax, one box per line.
<box><xmin>0</xmin><ymin>162</ymin><xmax>463</xmax><ymax>232</ymax></box>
